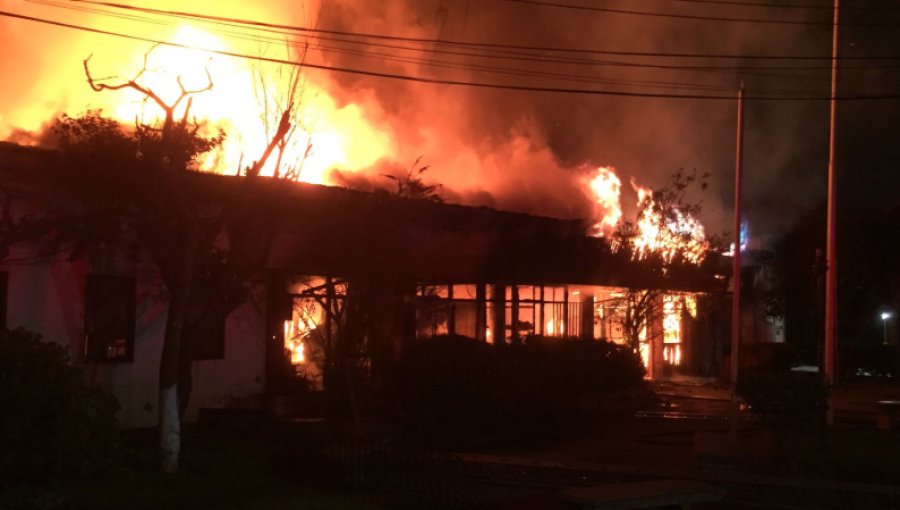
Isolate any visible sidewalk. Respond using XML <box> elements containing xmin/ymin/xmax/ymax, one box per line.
<box><xmin>653</xmin><ymin>375</ymin><xmax>900</xmax><ymax>423</ymax></box>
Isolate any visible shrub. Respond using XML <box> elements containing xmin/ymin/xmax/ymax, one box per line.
<box><xmin>736</xmin><ymin>368</ymin><xmax>828</xmax><ymax>429</ymax></box>
<box><xmin>521</xmin><ymin>335</ymin><xmax>646</xmax><ymax>397</ymax></box>
<box><xmin>388</xmin><ymin>335</ymin><xmax>645</xmax><ymax>447</ymax></box>
<box><xmin>0</xmin><ymin>328</ymin><xmax>120</xmax><ymax>485</ymax></box>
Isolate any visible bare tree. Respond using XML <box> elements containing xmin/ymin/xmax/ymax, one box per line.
<box><xmin>603</xmin><ymin>169</ymin><xmax>712</xmax><ymax>364</ymax></box>
<box><xmin>251</xmin><ymin>39</ymin><xmax>316</xmax><ymax>180</ymax></box>
<box><xmin>81</xmin><ymin>46</ymin><xmax>294</xmax><ymax>473</ymax></box>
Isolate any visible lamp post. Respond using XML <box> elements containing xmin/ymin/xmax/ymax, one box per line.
<box><xmin>881</xmin><ymin>311</ymin><xmax>892</xmax><ymax>345</ymax></box>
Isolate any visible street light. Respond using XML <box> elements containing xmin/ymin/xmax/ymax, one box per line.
<box><xmin>881</xmin><ymin>311</ymin><xmax>892</xmax><ymax>345</ymax></box>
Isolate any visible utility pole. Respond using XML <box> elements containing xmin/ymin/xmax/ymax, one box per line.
<box><xmin>824</xmin><ymin>0</ymin><xmax>840</xmax><ymax>425</ymax></box>
<box><xmin>731</xmin><ymin>84</ymin><xmax>745</xmax><ymax>435</ymax></box>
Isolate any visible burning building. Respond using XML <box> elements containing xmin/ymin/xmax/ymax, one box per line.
<box><xmin>0</xmin><ymin>140</ymin><xmax>723</xmax><ymax>427</ymax></box>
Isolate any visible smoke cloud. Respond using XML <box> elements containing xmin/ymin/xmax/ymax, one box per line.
<box><xmin>2</xmin><ymin>0</ymin><xmax>879</xmax><ymax>242</ymax></box>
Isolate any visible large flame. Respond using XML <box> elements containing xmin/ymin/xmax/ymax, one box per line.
<box><xmin>630</xmin><ymin>179</ymin><xmax>709</xmax><ymax>265</ymax></box>
<box><xmin>587</xmin><ymin>166</ymin><xmax>622</xmax><ymax>237</ymax></box>
<box><xmin>1</xmin><ymin>3</ymin><xmax>712</xmax><ymax>258</ymax></box>
<box><xmin>100</xmin><ymin>30</ymin><xmax>708</xmax><ymax>264</ymax></box>
<box><xmin>587</xmin><ymin>168</ymin><xmax>708</xmax><ymax>264</ymax></box>
<box><xmin>85</xmin><ymin>24</ymin><xmax>392</xmax><ymax>183</ymax></box>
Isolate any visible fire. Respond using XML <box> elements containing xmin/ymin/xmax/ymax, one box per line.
<box><xmin>587</xmin><ymin>167</ymin><xmax>708</xmax><ymax>264</ymax></box>
<box><xmin>2</xmin><ymin>4</ymin><xmax>713</xmax><ymax>260</ymax></box>
<box><xmin>545</xmin><ymin>319</ymin><xmax>565</xmax><ymax>336</ymax></box>
<box><xmin>629</xmin><ymin>179</ymin><xmax>709</xmax><ymax>265</ymax></box>
<box><xmin>638</xmin><ymin>324</ymin><xmax>650</xmax><ymax>369</ymax></box>
<box><xmin>684</xmin><ymin>295</ymin><xmax>698</xmax><ymax>318</ymax></box>
<box><xmin>661</xmin><ymin>293</ymin><xmax>696</xmax><ymax>367</ymax></box>
<box><xmin>663</xmin><ymin>344</ymin><xmax>682</xmax><ymax>366</ymax></box>
<box><xmin>91</xmin><ymin>24</ymin><xmax>392</xmax><ymax>183</ymax></box>
<box><xmin>662</xmin><ymin>295</ymin><xmax>681</xmax><ymax>345</ymax></box>
<box><xmin>284</xmin><ymin>312</ymin><xmax>317</xmax><ymax>365</ymax></box>
<box><xmin>587</xmin><ymin>166</ymin><xmax>623</xmax><ymax>237</ymax></box>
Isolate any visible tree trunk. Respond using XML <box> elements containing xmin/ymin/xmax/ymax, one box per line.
<box><xmin>177</xmin><ymin>322</ymin><xmax>195</xmax><ymax>422</ymax></box>
<box><xmin>159</xmin><ymin>287</ymin><xmax>186</xmax><ymax>474</ymax></box>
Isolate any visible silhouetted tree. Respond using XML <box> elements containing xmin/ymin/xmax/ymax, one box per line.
<box><xmin>606</xmin><ymin>169</ymin><xmax>714</xmax><ymax>361</ymax></box>
<box><xmin>56</xmin><ymin>46</ymin><xmax>297</xmax><ymax>473</ymax></box>
<box><xmin>383</xmin><ymin>157</ymin><xmax>443</xmax><ymax>202</ymax></box>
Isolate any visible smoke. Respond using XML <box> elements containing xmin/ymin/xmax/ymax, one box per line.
<box><xmin>305</xmin><ymin>0</ymin><xmax>837</xmax><ymax>237</ymax></box>
<box><xmin>0</xmin><ymin>0</ymin><xmax>859</xmax><ymax>240</ymax></box>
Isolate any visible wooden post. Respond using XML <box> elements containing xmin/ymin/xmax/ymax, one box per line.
<box><xmin>581</xmin><ymin>295</ymin><xmax>595</xmax><ymax>340</ymax></box>
<box><xmin>539</xmin><ymin>285</ymin><xmax>545</xmax><ymax>336</ymax></box>
<box><xmin>491</xmin><ymin>284</ymin><xmax>506</xmax><ymax>345</ymax></box>
<box><xmin>475</xmin><ymin>283</ymin><xmax>487</xmax><ymax>342</ymax></box>
<box><xmin>447</xmin><ymin>284</ymin><xmax>456</xmax><ymax>336</ymax></box>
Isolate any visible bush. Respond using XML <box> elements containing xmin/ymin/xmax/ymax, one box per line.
<box><xmin>521</xmin><ymin>335</ymin><xmax>647</xmax><ymax>397</ymax></box>
<box><xmin>736</xmin><ymin>368</ymin><xmax>828</xmax><ymax>429</ymax></box>
<box><xmin>0</xmin><ymin>328</ymin><xmax>120</xmax><ymax>485</ymax></box>
<box><xmin>388</xmin><ymin>335</ymin><xmax>645</xmax><ymax>447</ymax></box>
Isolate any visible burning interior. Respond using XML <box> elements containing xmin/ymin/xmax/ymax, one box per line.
<box><xmin>280</xmin><ymin>279</ymin><xmax>707</xmax><ymax>388</ymax></box>
<box><xmin>0</xmin><ymin>140</ymin><xmax>725</xmax><ymax>425</ymax></box>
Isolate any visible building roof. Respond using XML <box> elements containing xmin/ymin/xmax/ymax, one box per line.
<box><xmin>0</xmin><ymin>142</ymin><xmax>723</xmax><ymax>292</ymax></box>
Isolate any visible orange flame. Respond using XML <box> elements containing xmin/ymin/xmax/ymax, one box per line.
<box><xmin>284</xmin><ymin>310</ymin><xmax>317</xmax><ymax>365</ymax></box>
<box><xmin>630</xmin><ymin>179</ymin><xmax>708</xmax><ymax>265</ymax></box>
<box><xmin>588</xmin><ymin>167</ymin><xmax>708</xmax><ymax>264</ymax></box>
<box><xmin>587</xmin><ymin>166</ymin><xmax>622</xmax><ymax>237</ymax></box>
<box><xmin>94</xmin><ymin>25</ymin><xmax>392</xmax><ymax>183</ymax></box>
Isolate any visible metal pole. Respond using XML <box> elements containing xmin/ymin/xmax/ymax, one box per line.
<box><xmin>731</xmin><ymin>84</ymin><xmax>745</xmax><ymax>434</ymax></box>
<box><xmin>824</xmin><ymin>0</ymin><xmax>840</xmax><ymax>425</ymax></box>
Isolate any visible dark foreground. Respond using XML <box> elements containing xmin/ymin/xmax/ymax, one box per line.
<box><xmin>6</xmin><ymin>379</ymin><xmax>900</xmax><ymax>510</ymax></box>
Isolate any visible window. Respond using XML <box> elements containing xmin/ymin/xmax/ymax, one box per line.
<box><xmin>0</xmin><ymin>272</ymin><xmax>7</xmax><ymax>329</ymax></box>
<box><xmin>84</xmin><ymin>275</ymin><xmax>135</xmax><ymax>362</ymax></box>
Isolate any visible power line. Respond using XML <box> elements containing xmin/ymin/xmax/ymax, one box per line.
<box><xmin>3</xmin><ymin>9</ymin><xmax>899</xmax><ymax>101</ymax></box>
<box><xmin>33</xmin><ymin>0</ymin><xmax>848</xmax><ymax>95</ymax></box>
<box><xmin>49</xmin><ymin>0</ymin><xmax>900</xmax><ymax>76</ymax></box>
<box><xmin>498</xmin><ymin>0</ymin><xmax>898</xmax><ymax>26</ymax></box>
<box><xmin>66</xmin><ymin>0</ymin><xmax>900</xmax><ymax>60</ymax></box>
<box><xmin>39</xmin><ymin>0</ymin><xmax>896</xmax><ymax>74</ymax></box>
<box><xmin>23</xmin><ymin>0</ymin><xmax>900</xmax><ymax>97</ymax></box>
<box><xmin>667</xmin><ymin>0</ymin><xmax>900</xmax><ymax>10</ymax></box>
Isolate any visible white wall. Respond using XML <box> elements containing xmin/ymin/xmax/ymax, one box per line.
<box><xmin>3</xmin><ymin>248</ymin><xmax>267</xmax><ymax>429</ymax></box>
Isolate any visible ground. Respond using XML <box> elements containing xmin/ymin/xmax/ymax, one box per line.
<box><xmin>6</xmin><ymin>377</ymin><xmax>900</xmax><ymax>510</ymax></box>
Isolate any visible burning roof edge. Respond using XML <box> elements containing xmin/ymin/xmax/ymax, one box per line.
<box><xmin>0</xmin><ymin>142</ymin><xmax>724</xmax><ymax>293</ymax></box>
